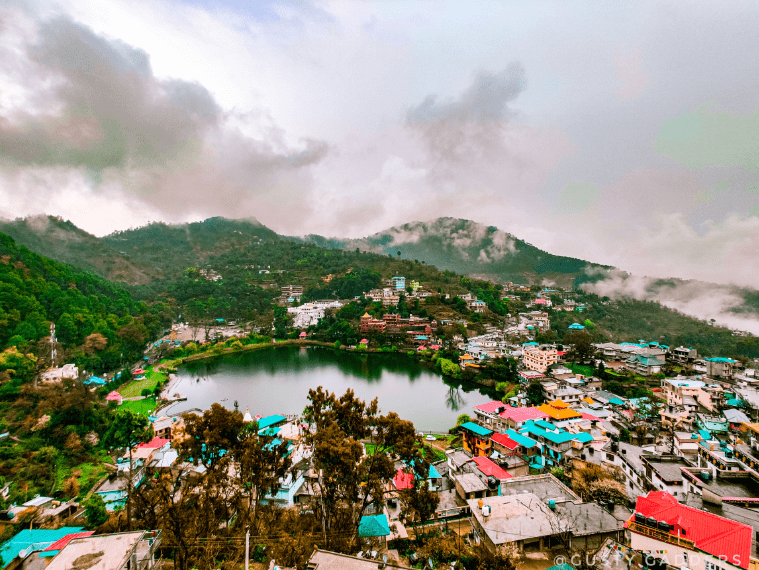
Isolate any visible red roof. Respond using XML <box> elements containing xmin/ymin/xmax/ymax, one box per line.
<box><xmin>43</xmin><ymin>532</ymin><xmax>95</xmax><ymax>551</ymax></box>
<box><xmin>299</xmin><ymin>332</ymin><xmax>307</xmax><ymax>337</ymax></box>
<box><xmin>633</xmin><ymin>491</ymin><xmax>752</xmax><ymax>569</ymax></box>
<box><xmin>106</xmin><ymin>390</ymin><xmax>122</xmax><ymax>400</ymax></box>
<box><xmin>499</xmin><ymin>407</ymin><xmax>549</xmax><ymax>422</ymax></box>
<box><xmin>360</xmin><ymin>339</ymin><xmax>368</xmax><ymax>344</ymax></box>
<box><xmin>393</xmin><ymin>468</ymin><xmax>414</xmax><ymax>490</ymax></box>
<box><xmin>491</xmin><ymin>432</ymin><xmax>519</xmax><ymax>450</ymax></box>
<box><xmin>136</xmin><ymin>437</ymin><xmax>171</xmax><ymax>449</ymax></box>
<box><xmin>580</xmin><ymin>412</ymin><xmax>599</xmax><ymax>421</ymax></box>
<box><xmin>471</xmin><ymin>456</ymin><xmax>512</xmax><ymax>480</ymax></box>
<box><xmin>534</xmin><ymin>299</ymin><xmax>547</xmax><ymax>304</ymax></box>
<box><xmin>475</xmin><ymin>400</ymin><xmax>506</xmax><ymax>414</ymax></box>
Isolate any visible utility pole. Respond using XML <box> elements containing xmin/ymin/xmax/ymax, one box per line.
<box><xmin>245</xmin><ymin>526</ymin><xmax>249</xmax><ymax>570</ymax></box>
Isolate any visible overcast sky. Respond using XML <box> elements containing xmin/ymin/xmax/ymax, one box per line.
<box><xmin>1</xmin><ymin>0</ymin><xmax>758</xmax><ymax>288</ymax></box>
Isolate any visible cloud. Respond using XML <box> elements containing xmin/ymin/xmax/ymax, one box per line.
<box><xmin>406</xmin><ymin>62</ymin><xmax>527</xmax><ymax>166</ymax></box>
<box><xmin>0</xmin><ymin>13</ymin><xmax>327</xmax><ymax>225</ymax></box>
<box><xmin>581</xmin><ymin>269</ymin><xmax>759</xmax><ymax>335</ymax></box>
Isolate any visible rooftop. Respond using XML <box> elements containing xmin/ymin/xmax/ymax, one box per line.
<box><xmin>633</xmin><ymin>491</ymin><xmax>752</xmax><ymax>569</ymax></box>
<box><xmin>498</xmin><ymin>406</ymin><xmax>548</xmax><ymax>422</ymax></box>
<box><xmin>642</xmin><ymin>455</ymin><xmax>693</xmax><ymax>483</ymax></box>
<box><xmin>307</xmin><ymin>549</ymin><xmax>411</xmax><ymax>570</ymax></box>
<box><xmin>499</xmin><ymin>474</ymin><xmax>580</xmax><ymax>504</ymax></box>
<box><xmin>456</xmin><ymin>472</ymin><xmax>489</xmax><ymax>494</ymax></box>
<box><xmin>459</xmin><ymin>421</ymin><xmax>493</xmax><ymax>438</ymax></box>
<box><xmin>44</xmin><ymin>532</ymin><xmax>149</xmax><ymax>570</ymax></box>
<box><xmin>468</xmin><ymin>493</ymin><xmax>564</xmax><ymax>544</ymax></box>
<box><xmin>0</xmin><ymin>527</ymin><xmax>85</xmax><ymax>568</ymax></box>
<box><xmin>471</xmin><ymin>456</ymin><xmax>512</xmax><ymax>480</ymax></box>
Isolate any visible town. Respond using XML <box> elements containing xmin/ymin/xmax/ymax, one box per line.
<box><xmin>4</xmin><ymin>272</ymin><xmax>759</xmax><ymax>570</ymax></box>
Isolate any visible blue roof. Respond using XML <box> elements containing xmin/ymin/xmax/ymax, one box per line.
<box><xmin>575</xmin><ymin>432</ymin><xmax>594</xmax><ymax>443</ymax></box>
<box><xmin>259</xmin><ymin>426</ymin><xmax>281</xmax><ymax>437</ymax></box>
<box><xmin>1</xmin><ymin>527</ymin><xmax>85</xmax><ymax>567</ymax></box>
<box><xmin>459</xmin><ymin>422</ymin><xmax>493</xmax><ymax>437</ymax></box>
<box><xmin>726</xmin><ymin>398</ymin><xmax>742</xmax><ymax>407</ymax></box>
<box><xmin>519</xmin><ymin>421</ymin><xmax>589</xmax><ymax>445</ymax></box>
<box><xmin>522</xmin><ymin>341</ymin><xmax>539</xmax><ymax>346</ymax></box>
<box><xmin>429</xmin><ymin>464</ymin><xmax>441</xmax><ymax>478</ymax></box>
<box><xmin>608</xmin><ymin>398</ymin><xmax>625</xmax><ymax>406</ymax></box>
<box><xmin>568</xmin><ymin>323</ymin><xmax>585</xmax><ymax>329</ymax></box>
<box><xmin>533</xmin><ymin>419</ymin><xmax>555</xmax><ymax>430</ymax></box>
<box><xmin>705</xmin><ymin>357</ymin><xmax>736</xmax><ymax>363</ymax></box>
<box><xmin>359</xmin><ymin>514</ymin><xmax>390</xmax><ymax>537</ymax></box>
<box><xmin>258</xmin><ymin>415</ymin><xmax>287</xmax><ymax>430</ymax></box>
<box><xmin>83</xmin><ymin>376</ymin><xmax>105</xmax><ymax>385</ymax></box>
<box><xmin>698</xmin><ymin>429</ymin><xmax>712</xmax><ymax>441</ymax></box>
<box><xmin>504</xmin><ymin>429</ymin><xmax>538</xmax><ymax>448</ymax></box>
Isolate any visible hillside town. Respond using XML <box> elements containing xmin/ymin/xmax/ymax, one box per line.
<box><xmin>5</xmin><ymin>274</ymin><xmax>759</xmax><ymax>570</ymax></box>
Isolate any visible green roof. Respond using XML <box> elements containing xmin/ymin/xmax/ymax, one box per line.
<box><xmin>1</xmin><ymin>528</ymin><xmax>85</xmax><ymax>567</ymax></box>
<box><xmin>359</xmin><ymin>514</ymin><xmax>390</xmax><ymax>537</ymax></box>
<box><xmin>460</xmin><ymin>422</ymin><xmax>493</xmax><ymax>437</ymax></box>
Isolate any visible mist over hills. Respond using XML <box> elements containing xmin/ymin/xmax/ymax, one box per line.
<box><xmin>300</xmin><ymin>217</ymin><xmax>601</xmax><ymax>287</ymax></box>
<box><xmin>0</xmin><ymin>214</ymin><xmax>757</xmax><ymax>334</ymax></box>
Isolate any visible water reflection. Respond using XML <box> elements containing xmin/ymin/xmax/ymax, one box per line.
<box><xmin>168</xmin><ymin>346</ymin><xmax>494</xmax><ymax>431</ymax></box>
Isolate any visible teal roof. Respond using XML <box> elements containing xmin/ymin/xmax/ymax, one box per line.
<box><xmin>258</xmin><ymin>415</ymin><xmax>287</xmax><ymax>430</ymax></box>
<box><xmin>460</xmin><ymin>422</ymin><xmax>493</xmax><ymax>437</ymax></box>
<box><xmin>608</xmin><ymin>398</ymin><xmax>625</xmax><ymax>406</ymax></box>
<box><xmin>505</xmin><ymin>429</ymin><xmax>538</xmax><ymax>448</ymax></box>
<box><xmin>575</xmin><ymin>432</ymin><xmax>594</xmax><ymax>443</ymax></box>
<box><xmin>705</xmin><ymin>357</ymin><xmax>736</xmax><ymax>363</ymax></box>
<box><xmin>533</xmin><ymin>420</ymin><xmax>555</xmax><ymax>430</ymax></box>
<box><xmin>698</xmin><ymin>429</ymin><xmax>712</xmax><ymax>441</ymax></box>
<box><xmin>726</xmin><ymin>398</ymin><xmax>742</xmax><ymax>407</ymax></box>
<box><xmin>548</xmin><ymin>564</ymin><xmax>575</xmax><ymax>570</ymax></box>
<box><xmin>519</xmin><ymin>421</ymin><xmax>588</xmax><ymax>445</ymax></box>
<box><xmin>258</xmin><ymin>426</ymin><xmax>281</xmax><ymax>436</ymax></box>
<box><xmin>83</xmin><ymin>376</ymin><xmax>105</xmax><ymax>385</ymax></box>
<box><xmin>359</xmin><ymin>514</ymin><xmax>390</xmax><ymax>537</ymax></box>
<box><xmin>523</xmin><ymin>342</ymin><xmax>539</xmax><ymax>346</ymax></box>
<box><xmin>1</xmin><ymin>527</ymin><xmax>84</xmax><ymax>567</ymax></box>
<box><xmin>568</xmin><ymin>323</ymin><xmax>585</xmax><ymax>329</ymax></box>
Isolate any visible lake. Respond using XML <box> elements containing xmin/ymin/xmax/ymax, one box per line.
<box><xmin>163</xmin><ymin>345</ymin><xmax>496</xmax><ymax>431</ymax></box>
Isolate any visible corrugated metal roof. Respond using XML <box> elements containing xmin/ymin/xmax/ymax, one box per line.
<box><xmin>0</xmin><ymin>527</ymin><xmax>85</xmax><ymax>567</ymax></box>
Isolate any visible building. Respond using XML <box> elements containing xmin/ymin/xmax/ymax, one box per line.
<box><xmin>40</xmin><ymin>363</ymin><xmax>78</xmax><ymax>383</ymax></box>
<box><xmin>662</xmin><ymin>377</ymin><xmax>706</xmax><ymax>407</ymax></box>
<box><xmin>307</xmin><ymin>549</ymin><xmax>412</xmax><ymax>570</ymax></box>
<box><xmin>391</xmin><ymin>276</ymin><xmax>405</xmax><ymax>291</ymax></box>
<box><xmin>671</xmin><ymin>346</ymin><xmax>698</xmax><ymax>364</ymax></box>
<box><xmin>469</xmin><ymin>493</ymin><xmax>565</xmax><ymax>554</ymax></box>
<box><xmin>43</xmin><ymin>531</ymin><xmax>161</xmax><ymax>570</ymax></box>
<box><xmin>600</xmin><ymin>440</ymin><xmax>648</xmax><ymax>501</ymax></box>
<box><xmin>628</xmin><ymin>491</ymin><xmax>754</xmax><ymax>570</ymax></box>
<box><xmin>523</xmin><ymin>345</ymin><xmax>559</xmax><ymax>373</ymax></box>
<box><xmin>538</xmin><ymin>399</ymin><xmax>582</xmax><ymax>422</ymax></box>
<box><xmin>626</xmin><ymin>354</ymin><xmax>666</xmax><ymax>376</ymax></box>
<box><xmin>641</xmin><ymin>454</ymin><xmax>693</xmax><ymax>500</ymax></box>
<box><xmin>498</xmin><ymin>407</ymin><xmax>549</xmax><ymax>431</ymax></box>
<box><xmin>518</xmin><ymin>420</ymin><xmax>593</xmax><ymax>469</ymax></box>
<box><xmin>0</xmin><ymin>527</ymin><xmax>85</xmax><ymax>569</ymax></box>
<box><xmin>359</xmin><ymin>313</ymin><xmax>386</xmax><ymax>333</ymax></box>
<box><xmin>459</xmin><ymin>422</ymin><xmax>493</xmax><ymax>457</ymax></box>
<box><xmin>706</xmin><ymin>357</ymin><xmax>737</xmax><ymax>380</ymax></box>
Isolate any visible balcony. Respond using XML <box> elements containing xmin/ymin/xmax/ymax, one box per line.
<box><xmin>628</xmin><ymin>520</ymin><xmax>694</xmax><ymax>549</ymax></box>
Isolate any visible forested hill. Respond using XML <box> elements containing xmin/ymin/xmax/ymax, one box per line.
<box><xmin>0</xmin><ymin>232</ymin><xmax>170</xmax><ymax>379</ymax></box>
<box><xmin>0</xmin><ymin>216</ymin><xmax>281</xmax><ymax>285</ymax></box>
<box><xmin>300</xmin><ymin>217</ymin><xmax>605</xmax><ymax>287</ymax></box>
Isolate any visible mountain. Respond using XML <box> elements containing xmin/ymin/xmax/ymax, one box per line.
<box><xmin>0</xmin><ymin>216</ymin><xmax>280</xmax><ymax>285</ymax></box>
<box><xmin>301</xmin><ymin>217</ymin><xmax>604</xmax><ymax>287</ymax></box>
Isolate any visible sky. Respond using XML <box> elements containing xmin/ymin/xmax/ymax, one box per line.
<box><xmin>0</xmin><ymin>0</ymin><xmax>758</xmax><ymax>289</ymax></box>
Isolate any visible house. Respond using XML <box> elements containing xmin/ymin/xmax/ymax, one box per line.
<box><xmin>40</xmin><ymin>364</ymin><xmax>78</xmax><ymax>383</ymax></box>
<box><xmin>472</xmin><ymin>400</ymin><xmax>509</xmax><ymax>431</ymax></box>
<box><xmin>671</xmin><ymin>346</ymin><xmax>698</xmax><ymax>364</ymax></box>
<box><xmin>43</xmin><ymin>530</ymin><xmax>161</xmax><ymax>570</ymax></box>
<box><xmin>0</xmin><ymin>527</ymin><xmax>86</xmax><ymax>570</ymax></box>
<box><xmin>453</xmin><ymin>472</ymin><xmax>493</xmax><ymax>501</ymax></box>
<box><xmin>518</xmin><ymin>420</ymin><xmax>593</xmax><ymax>469</ymax></box>
<box><xmin>641</xmin><ymin>454</ymin><xmax>693</xmax><ymax>500</ymax></box>
<box><xmin>469</xmin><ymin>493</ymin><xmax>565</xmax><ymax>554</ymax></box>
<box><xmin>538</xmin><ymin>399</ymin><xmax>581</xmax><ymax>422</ymax></box>
<box><xmin>540</xmin><ymin>381</ymin><xmax>583</xmax><ymax>405</ymax></box>
<box><xmin>673</xmin><ymin>432</ymin><xmax>702</xmax><ymax>459</ymax></box>
<box><xmin>706</xmin><ymin>357</ymin><xmax>737</xmax><ymax>379</ymax></box>
<box><xmin>307</xmin><ymin>549</ymin><xmax>411</xmax><ymax>570</ymax></box>
<box><xmin>628</xmin><ymin>491</ymin><xmax>755</xmax><ymax>570</ymax></box>
<box><xmin>725</xmin><ymin>408</ymin><xmax>752</xmax><ymax>429</ymax></box>
<box><xmin>600</xmin><ymin>440</ymin><xmax>648</xmax><ymax>501</ymax></box>
<box><xmin>459</xmin><ymin>422</ymin><xmax>493</xmax><ymax>457</ymax></box>
<box><xmin>498</xmin><ymin>406</ymin><xmax>549</xmax><ymax>430</ymax></box>
<box><xmin>470</xmin><ymin>456</ymin><xmax>512</xmax><ymax>484</ymax></box>
<box><xmin>626</xmin><ymin>354</ymin><xmax>666</xmax><ymax>376</ymax></box>
<box><xmin>391</xmin><ymin>276</ymin><xmax>405</xmax><ymax>291</ymax></box>
<box><xmin>392</xmin><ymin>462</ymin><xmax>442</xmax><ymax>492</ymax></box>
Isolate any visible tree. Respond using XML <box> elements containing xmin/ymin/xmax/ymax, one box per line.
<box><xmin>456</xmin><ymin>414</ymin><xmax>470</xmax><ymax>426</ymax></box>
<box><xmin>102</xmin><ymin>409</ymin><xmax>152</xmax><ymax>530</ymax></box>
<box><xmin>82</xmin><ymin>333</ymin><xmax>107</xmax><ymax>355</ymax></box>
<box><xmin>302</xmin><ymin>387</ymin><xmax>431</xmax><ymax>551</ymax></box>
<box><xmin>564</xmin><ymin>330</ymin><xmax>594</xmax><ymax>363</ymax></box>
<box><xmin>572</xmin><ymin>464</ymin><xmax>624</xmax><ymax>503</ymax></box>
<box><xmin>85</xmin><ymin>494</ymin><xmax>109</xmax><ymax>528</ymax></box>
<box><xmin>526</xmin><ymin>382</ymin><xmax>545</xmax><ymax>405</ymax></box>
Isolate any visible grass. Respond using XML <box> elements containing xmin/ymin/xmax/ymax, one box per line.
<box><xmin>568</xmin><ymin>363</ymin><xmax>595</xmax><ymax>377</ymax></box>
<box><xmin>118</xmin><ymin>367</ymin><xmax>167</xmax><ymax>398</ymax></box>
<box><xmin>422</xmin><ymin>444</ymin><xmax>445</xmax><ymax>462</ymax></box>
<box><xmin>121</xmin><ymin>396</ymin><xmax>158</xmax><ymax>416</ymax></box>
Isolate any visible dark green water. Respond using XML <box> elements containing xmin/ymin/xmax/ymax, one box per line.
<box><xmin>165</xmin><ymin>345</ymin><xmax>495</xmax><ymax>431</ymax></box>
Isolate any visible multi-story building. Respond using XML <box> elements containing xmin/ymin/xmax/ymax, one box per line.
<box><xmin>459</xmin><ymin>422</ymin><xmax>493</xmax><ymax>457</ymax></box>
<box><xmin>706</xmin><ymin>357</ymin><xmax>737</xmax><ymax>380</ymax></box>
<box><xmin>628</xmin><ymin>491</ymin><xmax>755</xmax><ymax>570</ymax></box>
<box><xmin>671</xmin><ymin>346</ymin><xmax>698</xmax><ymax>364</ymax></box>
<box><xmin>662</xmin><ymin>377</ymin><xmax>706</xmax><ymax>407</ymax></box>
<box><xmin>523</xmin><ymin>345</ymin><xmax>558</xmax><ymax>373</ymax></box>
